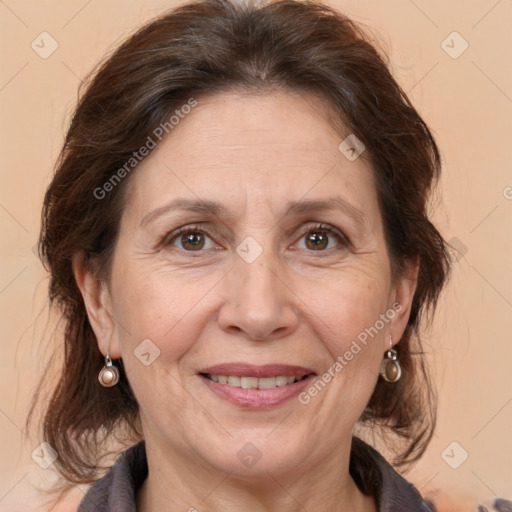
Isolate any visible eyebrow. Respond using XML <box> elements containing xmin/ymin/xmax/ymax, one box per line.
<box><xmin>140</xmin><ymin>196</ymin><xmax>367</xmax><ymax>228</ymax></box>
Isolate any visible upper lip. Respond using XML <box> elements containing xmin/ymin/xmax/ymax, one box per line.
<box><xmin>199</xmin><ymin>363</ymin><xmax>316</xmax><ymax>378</ymax></box>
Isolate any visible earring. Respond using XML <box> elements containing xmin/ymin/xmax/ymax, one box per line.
<box><xmin>380</xmin><ymin>335</ymin><xmax>401</xmax><ymax>383</ymax></box>
<box><xmin>98</xmin><ymin>352</ymin><xmax>120</xmax><ymax>387</ymax></box>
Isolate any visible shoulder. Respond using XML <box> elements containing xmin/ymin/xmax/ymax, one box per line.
<box><xmin>77</xmin><ymin>441</ymin><xmax>147</xmax><ymax>512</ymax></box>
<box><xmin>350</xmin><ymin>437</ymin><xmax>434</xmax><ymax>512</ymax></box>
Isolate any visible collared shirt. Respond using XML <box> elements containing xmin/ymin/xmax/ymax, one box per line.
<box><xmin>78</xmin><ymin>437</ymin><xmax>435</xmax><ymax>511</ymax></box>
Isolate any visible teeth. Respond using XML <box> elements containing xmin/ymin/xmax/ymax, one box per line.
<box><xmin>257</xmin><ymin>377</ymin><xmax>276</xmax><ymax>389</ymax></box>
<box><xmin>275</xmin><ymin>376</ymin><xmax>288</xmax><ymax>387</ymax></box>
<box><xmin>241</xmin><ymin>377</ymin><xmax>259</xmax><ymax>389</ymax></box>
<box><xmin>228</xmin><ymin>376</ymin><xmax>241</xmax><ymax>387</ymax></box>
<box><xmin>207</xmin><ymin>374</ymin><xmax>307</xmax><ymax>389</ymax></box>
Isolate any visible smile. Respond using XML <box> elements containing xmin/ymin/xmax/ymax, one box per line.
<box><xmin>202</xmin><ymin>374</ymin><xmax>310</xmax><ymax>389</ymax></box>
<box><xmin>198</xmin><ymin>364</ymin><xmax>317</xmax><ymax>409</ymax></box>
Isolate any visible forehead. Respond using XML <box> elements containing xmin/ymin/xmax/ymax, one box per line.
<box><xmin>122</xmin><ymin>90</ymin><xmax>379</xmax><ymax>227</ymax></box>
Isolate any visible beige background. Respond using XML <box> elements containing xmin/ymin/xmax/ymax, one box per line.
<box><xmin>1</xmin><ymin>0</ymin><xmax>511</xmax><ymax>510</ymax></box>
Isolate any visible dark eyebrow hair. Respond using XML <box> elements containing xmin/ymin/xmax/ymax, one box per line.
<box><xmin>140</xmin><ymin>196</ymin><xmax>367</xmax><ymax>228</ymax></box>
<box><xmin>140</xmin><ymin>199</ymin><xmax>228</xmax><ymax>227</ymax></box>
<box><xmin>284</xmin><ymin>197</ymin><xmax>367</xmax><ymax>225</ymax></box>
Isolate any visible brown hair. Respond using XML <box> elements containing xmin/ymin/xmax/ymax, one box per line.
<box><xmin>30</xmin><ymin>0</ymin><xmax>451</xmax><ymax>485</ymax></box>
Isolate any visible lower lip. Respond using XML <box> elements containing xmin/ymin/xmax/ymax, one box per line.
<box><xmin>200</xmin><ymin>374</ymin><xmax>316</xmax><ymax>409</ymax></box>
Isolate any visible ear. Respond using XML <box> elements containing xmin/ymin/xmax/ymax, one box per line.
<box><xmin>387</xmin><ymin>255</ymin><xmax>420</xmax><ymax>348</ymax></box>
<box><xmin>72</xmin><ymin>253</ymin><xmax>122</xmax><ymax>359</ymax></box>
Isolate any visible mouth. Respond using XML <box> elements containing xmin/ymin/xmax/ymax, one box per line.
<box><xmin>200</xmin><ymin>373</ymin><xmax>311</xmax><ymax>389</ymax></box>
<box><xmin>198</xmin><ymin>364</ymin><xmax>317</xmax><ymax>409</ymax></box>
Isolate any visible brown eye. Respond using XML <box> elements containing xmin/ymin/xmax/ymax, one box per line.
<box><xmin>305</xmin><ymin>231</ymin><xmax>329</xmax><ymax>250</ymax></box>
<box><xmin>165</xmin><ymin>225</ymin><xmax>217</xmax><ymax>252</ymax></box>
<box><xmin>297</xmin><ymin>224</ymin><xmax>345</xmax><ymax>252</ymax></box>
<box><xmin>180</xmin><ymin>232</ymin><xmax>205</xmax><ymax>250</ymax></box>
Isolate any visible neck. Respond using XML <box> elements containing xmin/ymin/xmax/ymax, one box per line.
<box><xmin>136</xmin><ymin>437</ymin><xmax>377</xmax><ymax>512</ymax></box>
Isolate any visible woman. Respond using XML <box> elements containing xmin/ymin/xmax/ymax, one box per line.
<box><xmin>32</xmin><ymin>0</ymin><xmax>452</xmax><ymax>510</ymax></box>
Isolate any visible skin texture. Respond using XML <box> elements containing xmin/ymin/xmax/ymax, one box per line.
<box><xmin>74</xmin><ymin>90</ymin><xmax>419</xmax><ymax>512</ymax></box>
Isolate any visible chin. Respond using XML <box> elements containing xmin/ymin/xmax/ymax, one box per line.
<box><xmin>202</xmin><ymin>432</ymin><xmax>305</xmax><ymax>477</ymax></box>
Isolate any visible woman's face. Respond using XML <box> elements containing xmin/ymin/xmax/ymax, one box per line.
<box><xmin>82</xmin><ymin>91</ymin><xmax>417</xmax><ymax>478</ymax></box>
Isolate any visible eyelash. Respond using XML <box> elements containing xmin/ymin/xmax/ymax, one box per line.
<box><xmin>162</xmin><ymin>223</ymin><xmax>349</xmax><ymax>254</ymax></box>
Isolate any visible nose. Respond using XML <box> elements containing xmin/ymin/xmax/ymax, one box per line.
<box><xmin>217</xmin><ymin>249</ymin><xmax>300</xmax><ymax>341</ymax></box>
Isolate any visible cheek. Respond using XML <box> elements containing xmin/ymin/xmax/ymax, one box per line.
<box><xmin>298</xmin><ymin>275</ymin><xmax>390</xmax><ymax>429</ymax></box>
<box><xmin>110</xmin><ymin>263</ymin><xmax>217</xmax><ymax>364</ymax></box>
<box><xmin>108</xmin><ymin>268</ymin><xmax>213</xmax><ymax>423</ymax></box>
<box><xmin>301</xmin><ymin>269</ymin><xmax>391</xmax><ymax>352</ymax></box>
